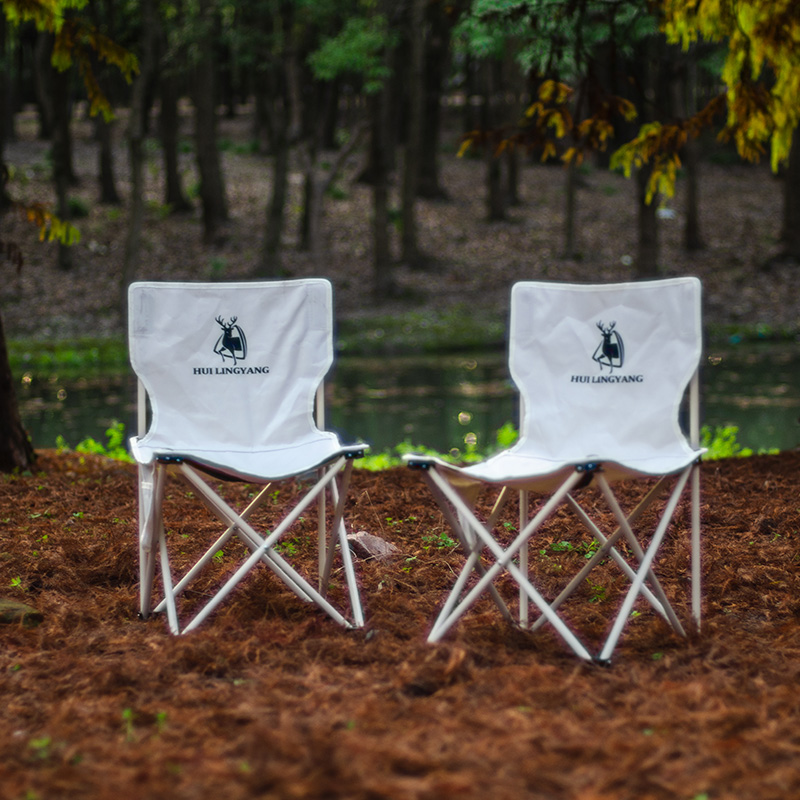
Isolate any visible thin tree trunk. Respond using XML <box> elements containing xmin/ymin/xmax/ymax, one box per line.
<box><xmin>682</xmin><ymin>55</ymin><xmax>704</xmax><ymax>251</ymax></box>
<box><xmin>636</xmin><ymin>165</ymin><xmax>659</xmax><ymax>277</ymax></box>
<box><xmin>160</xmin><ymin>72</ymin><xmax>192</xmax><ymax>213</ymax></box>
<box><xmin>193</xmin><ymin>0</ymin><xmax>228</xmax><ymax>244</ymax></box>
<box><xmin>259</xmin><ymin>122</ymin><xmax>290</xmax><ymax>275</ymax></box>
<box><xmin>96</xmin><ymin>115</ymin><xmax>121</xmax><ymax>204</ymax></box>
<box><xmin>483</xmin><ymin>60</ymin><xmax>506</xmax><ymax>222</ymax></box>
<box><xmin>33</xmin><ymin>32</ymin><xmax>54</xmax><ymax>140</ymax></box>
<box><xmin>0</xmin><ymin>11</ymin><xmax>11</xmax><ymax>210</ymax></box>
<box><xmin>91</xmin><ymin>0</ymin><xmax>121</xmax><ymax>206</ymax></box>
<box><xmin>0</xmin><ymin>310</ymin><xmax>35</xmax><ymax>472</ymax></box>
<box><xmin>635</xmin><ymin>35</ymin><xmax>660</xmax><ymax>277</ymax></box>
<box><xmin>780</xmin><ymin>127</ymin><xmax>800</xmax><ymax>261</ymax></box>
<box><xmin>372</xmin><ymin>91</ymin><xmax>393</xmax><ymax>299</ymax></box>
<box><xmin>120</xmin><ymin>0</ymin><xmax>156</xmax><ymax>320</ymax></box>
<box><xmin>400</xmin><ymin>0</ymin><xmax>425</xmax><ymax>267</ymax></box>
<box><xmin>51</xmin><ymin>66</ymin><xmax>73</xmax><ymax>271</ymax></box>
<box><xmin>418</xmin><ymin>0</ymin><xmax>450</xmax><ymax>200</ymax></box>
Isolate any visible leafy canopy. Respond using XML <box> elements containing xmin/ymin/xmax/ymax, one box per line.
<box><xmin>2</xmin><ymin>0</ymin><xmax>138</xmax><ymax>245</ymax></box>
<box><xmin>660</xmin><ymin>0</ymin><xmax>800</xmax><ymax>172</ymax></box>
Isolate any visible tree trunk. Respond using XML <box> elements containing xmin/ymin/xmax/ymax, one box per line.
<box><xmin>258</xmin><ymin>119</ymin><xmax>290</xmax><ymax>276</ymax></box>
<box><xmin>634</xmin><ymin>35</ymin><xmax>661</xmax><ymax>277</ymax></box>
<box><xmin>91</xmin><ymin>0</ymin><xmax>121</xmax><ymax>206</ymax></box>
<box><xmin>51</xmin><ymin>65</ymin><xmax>73</xmax><ymax>271</ymax></box>
<box><xmin>33</xmin><ymin>32</ymin><xmax>54</xmax><ymax>140</ymax></box>
<box><xmin>780</xmin><ymin>126</ymin><xmax>800</xmax><ymax>261</ymax></box>
<box><xmin>120</xmin><ymin>0</ymin><xmax>156</xmax><ymax>320</ymax></box>
<box><xmin>0</xmin><ymin>310</ymin><xmax>35</xmax><ymax>473</ymax></box>
<box><xmin>193</xmin><ymin>0</ymin><xmax>229</xmax><ymax>244</ymax></box>
<box><xmin>417</xmin><ymin>0</ymin><xmax>451</xmax><ymax>200</ymax></box>
<box><xmin>254</xmin><ymin>4</ymin><xmax>299</xmax><ymax>278</ymax></box>
<box><xmin>400</xmin><ymin>0</ymin><xmax>425</xmax><ymax>268</ymax></box>
<box><xmin>680</xmin><ymin>54</ymin><xmax>704</xmax><ymax>251</ymax></box>
<box><xmin>636</xmin><ymin>165</ymin><xmax>659</xmax><ymax>277</ymax></box>
<box><xmin>371</xmin><ymin>91</ymin><xmax>393</xmax><ymax>300</ymax></box>
<box><xmin>0</xmin><ymin>11</ymin><xmax>11</xmax><ymax>211</ymax></box>
<box><xmin>482</xmin><ymin>60</ymin><xmax>506</xmax><ymax>222</ymax></box>
<box><xmin>683</xmin><ymin>136</ymin><xmax>704</xmax><ymax>251</ymax></box>
<box><xmin>160</xmin><ymin>72</ymin><xmax>192</xmax><ymax>213</ymax></box>
<box><xmin>96</xmin><ymin>114</ymin><xmax>121</xmax><ymax>204</ymax></box>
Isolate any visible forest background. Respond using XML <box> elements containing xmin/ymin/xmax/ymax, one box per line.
<box><xmin>0</xmin><ymin>0</ymin><xmax>799</xmax><ymax>472</ymax></box>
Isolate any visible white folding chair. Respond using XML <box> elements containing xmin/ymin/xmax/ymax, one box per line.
<box><xmin>129</xmin><ymin>279</ymin><xmax>366</xmax><ymax>635</ymax></box>
<box><xmin>406</xmin><ymin>278</ymin><xmax>704</xmax><ymax>663</ymax></box>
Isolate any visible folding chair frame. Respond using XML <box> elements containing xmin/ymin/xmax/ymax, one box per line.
<box><xmin>413</xmin><ymin>454</ymin><xmax>700</xmax><ymax>663</ymax></box>
<box><xmin>134</xmin><ymin>328</ymin><xmax>366</xmax><ymax>635</ymax></box>
<box><xmin>137</xmin><ymin>451</ymin><xmax>364</xmax><ymax>635</ymax></box>
<box><xmin>407</xmin><ymin>287</ymin><xmax>704</xmax><ymax>663</ymax></box>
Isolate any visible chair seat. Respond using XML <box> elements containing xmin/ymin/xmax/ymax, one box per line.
<box><xmin>132</xmin><ymin>433</ymin><xmax>364</xmax><ymax>482</ymax></box>
<box><xmin>409</xmin><ymin>440</ymin><xmax>704</xmax><ymax>493</ymax></box>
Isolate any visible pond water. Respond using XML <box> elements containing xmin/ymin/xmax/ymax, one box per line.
<box><xmin>15</xmin><ymin>341</ymin><xmax>800</xmax><ymax>457</ymax></box>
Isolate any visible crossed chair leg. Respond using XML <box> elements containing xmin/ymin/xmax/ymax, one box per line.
<box><xmin>138</xmin><ymin>457</ymin><xmax>364</xmax><ymax>635</ymax></box>
<box><xmin>417</xmin><ymin>462</ymin><xmax>700</xmax><ymax>663</ymax></box>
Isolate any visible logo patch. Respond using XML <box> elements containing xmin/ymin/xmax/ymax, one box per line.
<box><xmin>192</xmin><ymin>316</ymin><xmax>269</xmax><ymax>375</ymax></box>
<box><xmin>569</xmin><ymin>319</ymin><xmax>642</xmax><ymax>384</ymax></box>
<box><xmin>213</xmin><ymin>316</ymin><xmax>247</xmax><ymax>364</ymax></box>
<box><xmin>592</xmin><ymin>320</ymin><xmax>624</xmax><ymax>372</ymax></box>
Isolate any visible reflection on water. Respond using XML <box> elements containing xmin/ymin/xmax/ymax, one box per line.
<box><xmin>16</xmin><ymin>342</ymin><xmax>800</xmax><ymax>455</ymax></box>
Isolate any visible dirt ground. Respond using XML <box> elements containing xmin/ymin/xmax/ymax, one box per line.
<box><xmin>1</xmin><ymin>448</ymin><xmax>800</xmax><ymax>799</ymax></box>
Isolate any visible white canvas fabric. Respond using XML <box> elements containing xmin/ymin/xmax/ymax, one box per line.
<box><xmin>405</xmin><ymin>278</ymin><xmax>704</xmax><ymax>662</ymax></box>
<box><xmin>129</xmin><ymin>279</ymin><xmax>354</xmax><ymax>481</ymax></box>
<box><xmin>129</xmin><ymin>279</ymin><xmax>365</xmax><ymax>634</ymax></box>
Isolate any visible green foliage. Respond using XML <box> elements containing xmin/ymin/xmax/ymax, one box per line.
<box><xmin>8</xmin><ymin>337</ymin><xmax>128</xmax><ymax>375</ymax></box>
<box><xmin>700</xmin><ymin>424</ymin><xmax>779</xmax><ymax>460</ymax></box>
<box><xmin>660</xmin><ymin>0</ymin><xmax>800</xmax><ymax>172</ymax></box>
<box><xmin>57</xmin><ymin>421</ymin><xmax>133</xmax><ymax>463</ymax></box>
<box><xmin>308</xmin><ymin>15</ymin><xmax>395</xmax><ymax>94</ymax></box>
<box><xmin>355</xmin><ymin>424</ymin><xmax>516</xmax><ymax>471</ymax></box>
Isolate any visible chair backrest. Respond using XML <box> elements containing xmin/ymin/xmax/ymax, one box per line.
<box><xmin>128</xmin><ymin>279</ymin><xmax>334</xmax><ymax>455</ymax></box>
<box><xmin>509</xmin><ymin>278</ymin><xmax>702</xmax><ymax>460</ymax></box>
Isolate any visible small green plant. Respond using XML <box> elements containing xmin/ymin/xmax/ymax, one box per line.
<box><xmin>276</xmin><ymin>540</ymin><xmax>299</xmax><ymax>556</ymax></box>
<box><xmin>28</xmin><ymin>736</ymin><xmax>52</xmax><ymax>760</ymax></box>
<box><xmin>401</xmin><ymin>555</ymin><xmax>418</xmax><ymax>573</ymax></box>
<box><xmin>421</xmin><ymin>531</ymin><xmax>457</xmax><ymax>551</ymax></box>
<box><xmin>155</xmin><ymin>711</ymin><xmax>168</xmax><ymax>735</ymax></box>
<box><xmin>586</xmin><ymin>580</ymin><xmax>607</xmax><ymax>603</ymax></box>
<box><xmin>122</xmin><ymin>708</ymin><xmax>136</xmax><ymax>741</ymax></box>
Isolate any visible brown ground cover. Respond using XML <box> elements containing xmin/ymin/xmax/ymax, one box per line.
<box><xmin>2</xmin><ymin>448</ymin><xmax>800</xmax><ymax>799</ymax></box>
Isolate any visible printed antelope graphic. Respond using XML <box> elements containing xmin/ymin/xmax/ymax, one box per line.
<box><xmin>213</xmin><ymin>316</ymin><xmax>247</xmax><ymax>364</ymax></box>
<box><xmin>592</xmin><ymin>320</ymin><xmax>624</xmax><ymax>372</ymax></box>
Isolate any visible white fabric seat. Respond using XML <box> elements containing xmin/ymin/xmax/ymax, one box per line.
<box><xmin>406</xmin><ymin>278</ymin><xmax>704</xmax><ymax>663</ymax></box>
<box><xmin>129</xmin><ymin>279</ymin><xmax>366</xmax><ymax>634</ymax></box>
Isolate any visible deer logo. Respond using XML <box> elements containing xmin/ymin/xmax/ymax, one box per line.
<box><xmin>592</xmin><ymin>320</ymin><xmax>624</xmax><ymax>372</ymax></box>
<box><xmin>213</xmin><ymin>316</ymin><xmax>247</xmax><ymax>364</ymax></box>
